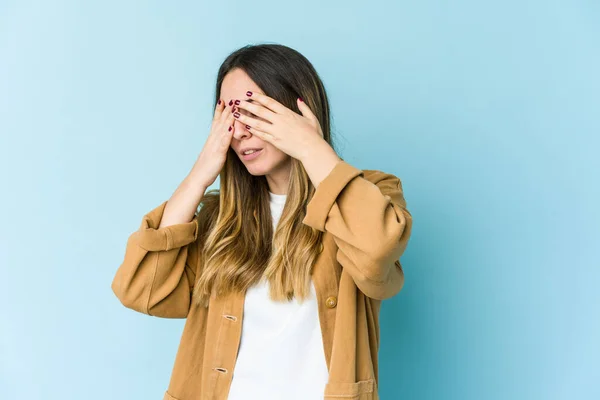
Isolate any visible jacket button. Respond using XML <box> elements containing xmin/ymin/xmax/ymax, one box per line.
<box><xmin>325</xmin><ymin>296</ymin><xmax>337</xmax><ymax>308</ymax></box>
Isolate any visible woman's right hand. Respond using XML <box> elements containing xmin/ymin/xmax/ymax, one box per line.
<box><xmin>191</xmin><ymin>99</ymin><xmax>237</xmax><ymax>187</ymax></box>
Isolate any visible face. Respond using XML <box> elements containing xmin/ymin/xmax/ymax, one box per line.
<box><xmin>220</xmin><ymin>68</ymin><xmax>291</xmax><ymax>191</ymax></box>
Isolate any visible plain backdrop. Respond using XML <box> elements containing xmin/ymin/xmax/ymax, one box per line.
<box><xmin>1</xmin><ymin>1</ymin><xmax>598</xmax><ymax>399</ymax></box>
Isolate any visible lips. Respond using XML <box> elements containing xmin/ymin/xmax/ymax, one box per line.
<box><xmin>240</xmin><ymin>148</ymin><xmax>264</xmax><ymax>161</ymax></box>
<box><xmin>240</xmin><ymin>148</ymin><xmax>263</xmax><ymax>155</ymax></box>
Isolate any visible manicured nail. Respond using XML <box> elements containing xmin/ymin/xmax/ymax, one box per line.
<box><xmin>218</xmin><ymin>99</ymin><xmax>221</xmax><ymax>105</ymax></box>
<box><xmin>228</xmin><ymin>126</ymin><xmax>232</xmax><ymax>131</ymax></box>
<box><xmin>246</xmin><ymin>91</ymin><xmax>253</xmax><ymax>97</ymax></box>
<box><xmin>234</xmin><ymin>99</ymin><xmax>240</xmax><ymax>105</ymax></box>
<box><xmin>233</xmin><ymin>112</ymin><xmax>240</xmax><ymax>118</ymax></box>
<box><xmin>245</xmin><ymin>125</ymin><xmax>251</xmax><ymax>129</ymax></box>
<box><xmin>298</xmin><ymin>97</ymin><xmax>303</xmax><ymax>102</ymax></box>
<box><xmin>231</xmin><ymin>106</ymin><xmax>236</xmax><ymax>113</ymax></box>
<box><xmin>228</xmin><ymin>100</ymin><xmax>233</xmax><ymax>106</ymax></box>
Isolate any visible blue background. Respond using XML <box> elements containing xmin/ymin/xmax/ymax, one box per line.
<box><xmin>1</xmin><ymin>1</ymin><xmax>598</xmax><ymax>399</ymax></box>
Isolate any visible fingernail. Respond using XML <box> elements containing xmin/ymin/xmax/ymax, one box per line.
<box><xmin>234</xmin><ymin>112</ymin><xmax>240</xmax><ymax>118</ymax></box>
<box><xmin>246</xmin><ymin>91</ymin><xmax>252</xmax><ymax>97</ymax></box>
<box><xmin>234</xmin><ymin>99</ymin><xmax>240</xmax><ymax>105</ymax></box>
<box><xmin>228</xmin><ymin>100</ymin><xmax>233</xmax><ymax>106</ymax></box>
<box><xmin>218</xmin><ymin>99</ymin><xmax>221</xmax><ymax>105</ymax></box>
<box><xmin>228</xmin><ymin>126</ymin><xmax>232</xmax><ymax>131</ymax></box>
<box><xmin>231</xmin><ymin>106</ymin><xmax>236</xmax><ymax>113</ymax></box>
<box><xmin>245</xmin><ymin>125</ymin><xmax>251</xmax><ymax>129</ymax></box>
<box><xmin>298</xmin><ymin>97</ymin><xmax>303</xmax><ymax>102</ymax></box>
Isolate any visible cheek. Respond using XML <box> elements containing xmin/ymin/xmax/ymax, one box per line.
<box><xmin>264</xmin><ymin>143</ymin><xmax>286</xmax><ymax>159</ymax></box>
<box><xmin>269</xmin><ymin>149</ymin><xmax>292</xmax><ymax>168</ymax></box>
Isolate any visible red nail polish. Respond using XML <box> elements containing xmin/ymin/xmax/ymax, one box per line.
<box><xmin>298</xmin><ymin>97</ymin><xmax>303</xmax><ymax>102</ymax></box>
<box><xmin>246</xmin><ymin>91</ymin><xmax>252</xmax><ymax>97</ymax></box>
<box><xmin>235</xmin><ymin>99</ymin><xmax>240</xmax><ymax>105</ymax></box>
<box><xmin>218</xmin><ymin>99</ymin><xmax>221</xmax><ymax>105</ymax></box>
<box><xmin>228</xmin><ymin>126</ymin><xmax>232</xmax><ymax>131</ymax></box>
<box><xmin>234</xmin><ymin>112</ymin><xmax>240</xmax><ymax>118</ymax></box>
<box><xmin>229</xmin><ymin>100</ymin><xmax>233</xmax><ymax>106</ymax></box>
<box><xmin>245</xmin><ymin>125</ymin><xmax>251</xmax><ymax>129</ymax></box>
<box><xmin>231</xmin><ymin>106</ymin><xmax>236</xmax><ymax>113</ymax></box>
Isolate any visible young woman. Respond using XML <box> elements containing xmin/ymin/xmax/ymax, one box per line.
<box><xmin>111</xmin><ymin>43</ymin><xmax>412</xmax><ymax>400</ymax></box>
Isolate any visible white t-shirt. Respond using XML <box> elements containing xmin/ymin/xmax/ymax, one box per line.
<box><xmin>227</xmin><ymin>191</ymin><xmax>329</xmax><ymax>400</ymax></box>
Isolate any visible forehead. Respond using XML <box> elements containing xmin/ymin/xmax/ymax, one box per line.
<box><xmin>220</xmin><ymin>68</ymin><xmax>263</xmax><ymax>99</ymax></box>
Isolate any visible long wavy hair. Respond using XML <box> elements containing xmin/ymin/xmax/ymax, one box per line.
<box><xmin>192</xmin><ymin>43</ymin><xmax>339</xmax><ymax>307</ymax></box>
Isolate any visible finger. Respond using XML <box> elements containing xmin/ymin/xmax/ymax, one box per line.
<box><xmin>297</xmin><ymin>97</ymin><xmax>317</xmax><ymax>123</ymax></box>
<box><xmin>234</xmin><ymin>99</ymin><xmax>276</xmax><ymax>123</ymax></box>
<box><xmin>213</xmin><ymin>98</ymin><xmax>226</xmax><ymax>120</ymax></box>
<box><xmin>245</xmin><ymin>125</ymin><xmax>274</xmax><ymax>144</ymax></box>
<box><xmin>219</xmin><ymin>113</ymin><xmax>236</xmax><ymax>147</ymax></box>
<box><xmin>224</xmin><ymin>106</ymin><xmax>236</xmax><ymax>131</ymax></box>
<box><xmin>244</xmin><ymin>91</ymin><xmax>288</xmax><ymax>115</ymax></box>
<box><xmin>220</xmin><ymin>125</ymin><xmax>234</xmax><ymax>147</ymax></box>
<box><xmin>220</xmin><ymin>99</ymin><xmax>235</xmax><ymax>123</ymax></box>
<box><xmin>233</xmin><ymin>110</ymin><xmax>274</xmax><ymax>134</ymax></box>
<box><xmin>209</xmin><ymin>100</ymin><xmax>232</xmax><ymax>139</ymax></box>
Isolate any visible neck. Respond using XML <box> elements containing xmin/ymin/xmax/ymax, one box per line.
<box><xmin>265</xmin><ymin>159</ymin><xmax>291</xmax><ymax>195</ymax></box>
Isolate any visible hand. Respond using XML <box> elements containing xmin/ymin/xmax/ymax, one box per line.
<box><xmin>192</xmin><ymin>99</ymin><xmax>237</xmax><ymax>187</ymax></box>
<box><xmin>232</xmin><ymin>91</ymin><xmax>328</xmax><ymax>161</ymax></box>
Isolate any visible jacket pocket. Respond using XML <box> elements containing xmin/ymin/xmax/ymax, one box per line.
<box><xmin>324</xmin><ymin>379</ymin><xmax>376</xmax><ymax>399</ymax></box>
<box><xmin>163</xmin><ymin>390</ymin><xmax>182</xmax><ymax>400</ymax></box>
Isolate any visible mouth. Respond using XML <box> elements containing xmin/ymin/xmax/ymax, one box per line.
<box><xmin>240</xmin><ymin>148</ymin><xmax>264</xmax><ymax>161</ymax></box>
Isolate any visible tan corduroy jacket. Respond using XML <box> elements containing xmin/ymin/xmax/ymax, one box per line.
<box><xmin>111</xmin><ymin>160</ymin><xmax>412</xmax><ymax>400</ymax></box>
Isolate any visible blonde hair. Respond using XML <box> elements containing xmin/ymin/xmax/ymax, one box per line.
<box><xmin>192</xmin><ymin>43</ymin><xmax>338</xmax><ymax>306</ymax></box>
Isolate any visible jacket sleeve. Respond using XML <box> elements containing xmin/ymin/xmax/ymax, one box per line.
<box><xmin>111</xmin><ymin>201</ymin><xmax>200</xmax><ymax>318</ymax></box>
<box><xmin>302</xmin><ymin>160</ymin><xmax>412</xmax><ymax>300</ymax></box>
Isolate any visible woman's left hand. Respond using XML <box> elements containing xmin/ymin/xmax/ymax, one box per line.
<box><xmin>232</xmin><ymin>91</ymin><xmax>328</xmax><ymax>161</ymax></box>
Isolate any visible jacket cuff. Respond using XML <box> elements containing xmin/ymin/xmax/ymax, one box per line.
<box><xmin>136</xmin><ymin>201</ymin><xmax>199</xmax><ymax>252</ymax></box>
<box><xmin>302</xmin><ymin>160</ymin><xmax>363</xmax><ymax>232</ymax></box>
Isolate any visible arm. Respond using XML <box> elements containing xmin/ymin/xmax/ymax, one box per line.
<box><xmin>302</xmin><ymin>158</ymin><xmax>412</xmax><ymax>300</ymax></box>
<box><xmin>112</xmin><ymin>160</ymin><xmax>211</xmax><ymax>317</ymax></box>
<box><xmin>111</xmin><ymin>201</ymin><xmax>201</xmax><ymax>318</ymax></box>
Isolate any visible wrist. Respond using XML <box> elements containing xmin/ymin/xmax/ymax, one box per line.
<box><xmin>299</xmin><ymin>138</ymin><xmax>336</xmax><ymax>163</ymax></box>
<box><xmin>188</xmin><ymin>161</ymin><xmax>213</xmax><ymax>188</ymax></box>
<box><xmin>181</xmin><ymin>174</ymin><xmax>209</xmax><ymax>198</ymax></box>
<box><xmin>300</xmin><ymin>140</ymin><xmax>341</xmax><ymax>188</ymax></box>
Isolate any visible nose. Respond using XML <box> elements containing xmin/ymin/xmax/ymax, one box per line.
<box><xmin>232</xmin><ymin>119</ymin><xmax>252</xmax><ymax>140</ymax></box>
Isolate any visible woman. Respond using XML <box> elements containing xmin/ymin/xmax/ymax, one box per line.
<box><xmin>111</xmin><ymin>43</ymin><xmax>412</xmax><ymax>400</ymax></box>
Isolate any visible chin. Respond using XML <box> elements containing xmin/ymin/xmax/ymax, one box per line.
<box><xmin>241</xmin><ymin>160</ymin><xmax>272</xmax><ymax>176</ymax></box>
<box><xmin>238</xmin><ymin>152</ymin><xmax>290</xmax><ymax>177</ymax></box>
